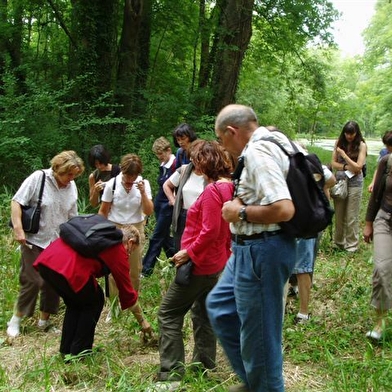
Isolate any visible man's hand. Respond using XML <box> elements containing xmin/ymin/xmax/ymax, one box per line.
<box><xmin>222</xmin><ymin>197</ymin><xmax>244</xmax><ymax>223</ymax></box>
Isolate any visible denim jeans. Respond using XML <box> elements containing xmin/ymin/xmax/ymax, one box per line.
<box><xmin>206</xmin><ymin>233</ymin><xmax>296</xmax><ymax>392</ymax></box>
<box><xmin>142</xmin><ymin>201</ymin><xmax>175</xmax><ymax>276</ymax></box>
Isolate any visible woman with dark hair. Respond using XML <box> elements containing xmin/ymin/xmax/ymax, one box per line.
<box><xmin>172</xmin><ymin>123</ymin><xmax>198</xmax><ymax>168</ymax></box>
<box><xmin>331</xmin><ymin>121</ymin><xmax>367</xmax><ymax>252</ymax></box>
<box><xmin>153</xmin><ymin>140</ymin><xmax>234</xmax><ymax>387</ymax></box>
<box><xmin>88</xmin><ymin>145</ymin><xmax>120</xmax><ymax>208</ymax></box>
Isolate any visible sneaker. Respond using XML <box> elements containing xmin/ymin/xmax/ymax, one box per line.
<box><xmin>228</xmin><ymin>384</ymin><xmax>250</xmax><ymax>392</ymax></box>
<box><xmin>47</xmin><ymin>325</ymin><xmax>62</xmax><ymax>334</ymax></box>
<box><xmin>145</xmin><ymin>381</ymin><xmax>181</xmax><ymax>392</ymax></box>
<box><xmin>6</xmin><ymin>321</ymin><xmax>20</xmax><ymax>338</ymax></box>
<box><xmin>294</xmin><ymin>313</ymin><xmax>311</xmax><ymax>325</ymax></box>
<box><xmin>37</xmin><ymin>320</ymin><xmax>61</xmax><ymax>334</ymax></box>
<box><xmin>37</xmin><ymin>319</ymin><xmax>50</xmax><ymax>330</ymax></box>
<box><xmin>366</xmin><ymin>330</ymin><xmax>382</xmax><ymax>341</ymax></box>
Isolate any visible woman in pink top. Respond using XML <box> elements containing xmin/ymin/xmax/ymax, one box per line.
<box><xmin>154</xmin><ymin>140</ymin><xmax>234</xmax><ymax>385</ymax></box>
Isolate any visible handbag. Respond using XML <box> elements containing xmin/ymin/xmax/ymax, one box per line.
<box><xmin>330</xmin><ymin>177</ymin><xmax>348</xmax><ymax>200</ymax></box>
<box><xmin>174</xmin><ymin>260</ymin><xmax>193</xmax><ymax>286</ymax></box>
<box><xmin>9</xmin><ymin>170</ymin><xmax>46</xmax><ymax>234</ymax></box>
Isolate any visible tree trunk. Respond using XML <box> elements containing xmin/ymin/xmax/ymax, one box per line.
<box><xmin>133</xmin><ymin>0</ymin><xmax>152</xmax><ymax>117</ymax></box>
<box><xmin>2</xmin><ymin>0</ymin><xmax>27</xmax><ymax>95</ymax></box>
<box><xmin>115</xmin><ymin>0</ymin><xmax>143</xmax><ymax>120</ymax></box>
<box><xmin>209</xmin><ymin>0</ymin><xmax>254</xmax><ymax>114</ymax></box>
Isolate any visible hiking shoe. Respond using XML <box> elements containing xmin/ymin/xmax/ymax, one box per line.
<box><xmin>366</xmin><ymin>330</ymin><xmax>382</xmax><ymax>341</ymax></box>
<box><xmin>6</xmin><ymin>321</ymin><xmax>20</xmax><ymax>338</ymax></box>
<box><xmin>228</xmin><ymin>384</ymin><xmax>250</xmax><ymax>392</ymax></box>
<box><xmin>294</xmin><ymin>313</ymin><xmax>311</xmax><ymax>325</ymax></box>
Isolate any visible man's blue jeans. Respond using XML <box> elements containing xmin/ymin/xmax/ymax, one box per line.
<box><xmin>206</xmin><ymin>233</ymin><xmax>296</xmax><ymax>392</ymax></box>
<box><xmin>142</xmin><ymin>201</ymin><xmax>174</xmax><ymax>276</ymax></box>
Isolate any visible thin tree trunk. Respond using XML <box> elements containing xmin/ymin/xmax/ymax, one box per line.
<box><xmin>209</xmin><ymin>0</ymin><xmax>254</xmax><ymax>114</ymax></box>
<box><xmin>115</xmin><ymin>0</ymin><xmax>143</xmax><ymax>120</ymax></box>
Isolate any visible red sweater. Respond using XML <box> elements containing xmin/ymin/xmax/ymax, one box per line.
<box><xmin>181</xmin><ymin>181</ymin><xmax>233</xmax><ymax>275</ymax></box>
<box><xmin>33</xmin><ymin>239</ymin><xmax>137</xmax><ymax>310</ymax></box>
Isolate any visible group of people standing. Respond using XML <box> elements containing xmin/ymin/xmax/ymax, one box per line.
<box><xmin>6</xmin><ymin>104</ymin><xmax>392</xmax><ymax>392</ymax></box>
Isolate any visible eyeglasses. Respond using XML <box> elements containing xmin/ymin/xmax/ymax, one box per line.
<box><xmin>216</xmin><ymin>128</ymin><xmax>230</xmax><ymax>144</ymax></box>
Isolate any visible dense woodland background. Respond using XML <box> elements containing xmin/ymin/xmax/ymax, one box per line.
<box><xmin>1</xmin><ymin>0</ymin><xmax>392</xmax><ymax>192</ymax></box>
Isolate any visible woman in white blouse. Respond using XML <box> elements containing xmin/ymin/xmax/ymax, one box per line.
<box><xmin>163</xmin><ymin>140</ymin><xmax>207</xmax><ymax>252</ymax></box>
<box><xmin>99</xmin><ymin>153</ymin><xmax>154</xmax><ymax>291</ymax></box>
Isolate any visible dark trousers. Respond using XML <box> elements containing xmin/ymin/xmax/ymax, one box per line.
<box><xmin>157</xmin><ymin>273</ymin><xmax>220</xmax><ymax>381</ymax></box>
<box><xmin>142</xmin><ymin>202</ymin><xmax>175</xmax><ymax>276</ymax></box>
<box><xmin>38</xmin><ymin>265</ymin><xmax>104</xmax><ymax>356</ymax></box>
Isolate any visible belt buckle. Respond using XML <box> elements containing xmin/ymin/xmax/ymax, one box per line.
<box><xmin>234</xmin><ymin>235</ymin><xmax>244</xmax><ymax>245</ymax></box>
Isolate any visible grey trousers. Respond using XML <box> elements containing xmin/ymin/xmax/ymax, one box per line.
<box><xmin>333</xmin><ymin>185</ymin><xmax>363</xmax><ymax>251</ymax></box>
<box><xmin>371</xmin><ymin>209</ymin><xmax>392</xmax><ymax>311</ymax></box>
<box><xmin>157</xmin><ymin>272</ymin><xmax>220</xmax><ymax>381</ymax></box>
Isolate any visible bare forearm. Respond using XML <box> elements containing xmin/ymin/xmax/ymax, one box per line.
<box><xmin>222</xmin><ymin>197</ymin><xmax>295</xmax><ymax>224</ymax></box>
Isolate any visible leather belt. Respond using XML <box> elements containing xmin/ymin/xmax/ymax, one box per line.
<box><xmin>231</xmin><ymin>230</ymin><xmax>282</xmax><ymax>245</ymax></box>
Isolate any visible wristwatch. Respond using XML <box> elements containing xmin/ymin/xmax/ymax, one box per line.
<box><xmin>238</xmin><ymin>206</ymin><xmax>248</xmax><ymax>222</ymax></box>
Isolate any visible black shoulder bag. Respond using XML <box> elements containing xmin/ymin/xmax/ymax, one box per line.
<box><xmin>9</xmin><ymin>170</ymin><xmax>46</xmax><ymax>234</ymax></box>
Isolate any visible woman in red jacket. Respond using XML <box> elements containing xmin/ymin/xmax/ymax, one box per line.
<box><xmin>154</xmin><ymin>140</ymin><xmax>234</xmax><ymax>385</ymax></box>
<box><xmin>34</xmin><ymin>225</ymin><xmax>148</xmax><ymax>358</ymax></box>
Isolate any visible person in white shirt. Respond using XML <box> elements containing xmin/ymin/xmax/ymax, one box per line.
<box><xmin>99</xmin><ymin>153</ymin><xmax>153</xmax><ymax>336</ymax></box>
<box><xmin>163</xmin><ymin>140</ymin><xmax>207</xmax><ymax>252</ymax></box>
<box><xmin>7</xmin><ymin>150</ymin><xmax>84</xmax><ymax>338</ymax></box>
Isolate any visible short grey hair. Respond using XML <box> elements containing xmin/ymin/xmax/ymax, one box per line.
<box><xmin>215</xmin><ymin>104</ymin><xmax>258</xmax><ymax>132</ymax></box>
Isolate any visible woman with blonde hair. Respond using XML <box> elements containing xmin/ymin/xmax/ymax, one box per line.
<box><xmin>7</xmin><ymin>150</ymin><xmax>85</xmax><ymax>338</ymax></box>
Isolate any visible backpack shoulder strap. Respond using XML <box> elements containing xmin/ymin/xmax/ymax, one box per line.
<box><xmin>261</xmin><ymin>137</ymin><xmax>295</xmax><ymax>156</ymax></box>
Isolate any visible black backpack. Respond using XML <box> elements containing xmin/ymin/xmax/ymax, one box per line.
<box><xmin>59</xmin><ymin>214</ymin><xmax>123</xmax><ymax>296</ymax></box>
<box><xmin>264</xmin><ymin>138</ymin><xmax>334</xmax><ymax>238</ymax></box>
<box><xmin>232</xmin><ymin>138</ymin><xmax>334</xmax><ymax>239</ymax></box>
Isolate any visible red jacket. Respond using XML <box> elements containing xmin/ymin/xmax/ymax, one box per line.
<box><xmin>33</xmin><ymin>238</ymin><xmax>137</xmax><ymax>310</ymax></box>
<box><xmin>181</xmin><ymin>181</ymin><xmax>233</xmax><ymax>275</ymax></box>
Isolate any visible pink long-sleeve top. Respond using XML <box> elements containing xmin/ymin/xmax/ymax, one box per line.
<box><xmin>180</xmin><ymin>181</ymin><xmax>234</xmax><ymax>275</ymax></box>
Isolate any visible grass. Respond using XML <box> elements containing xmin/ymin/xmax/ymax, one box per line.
<box><xmin>1</xmin><ymin>145</ymin><xmax>391</xmax><ymax>391</ymax></box>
